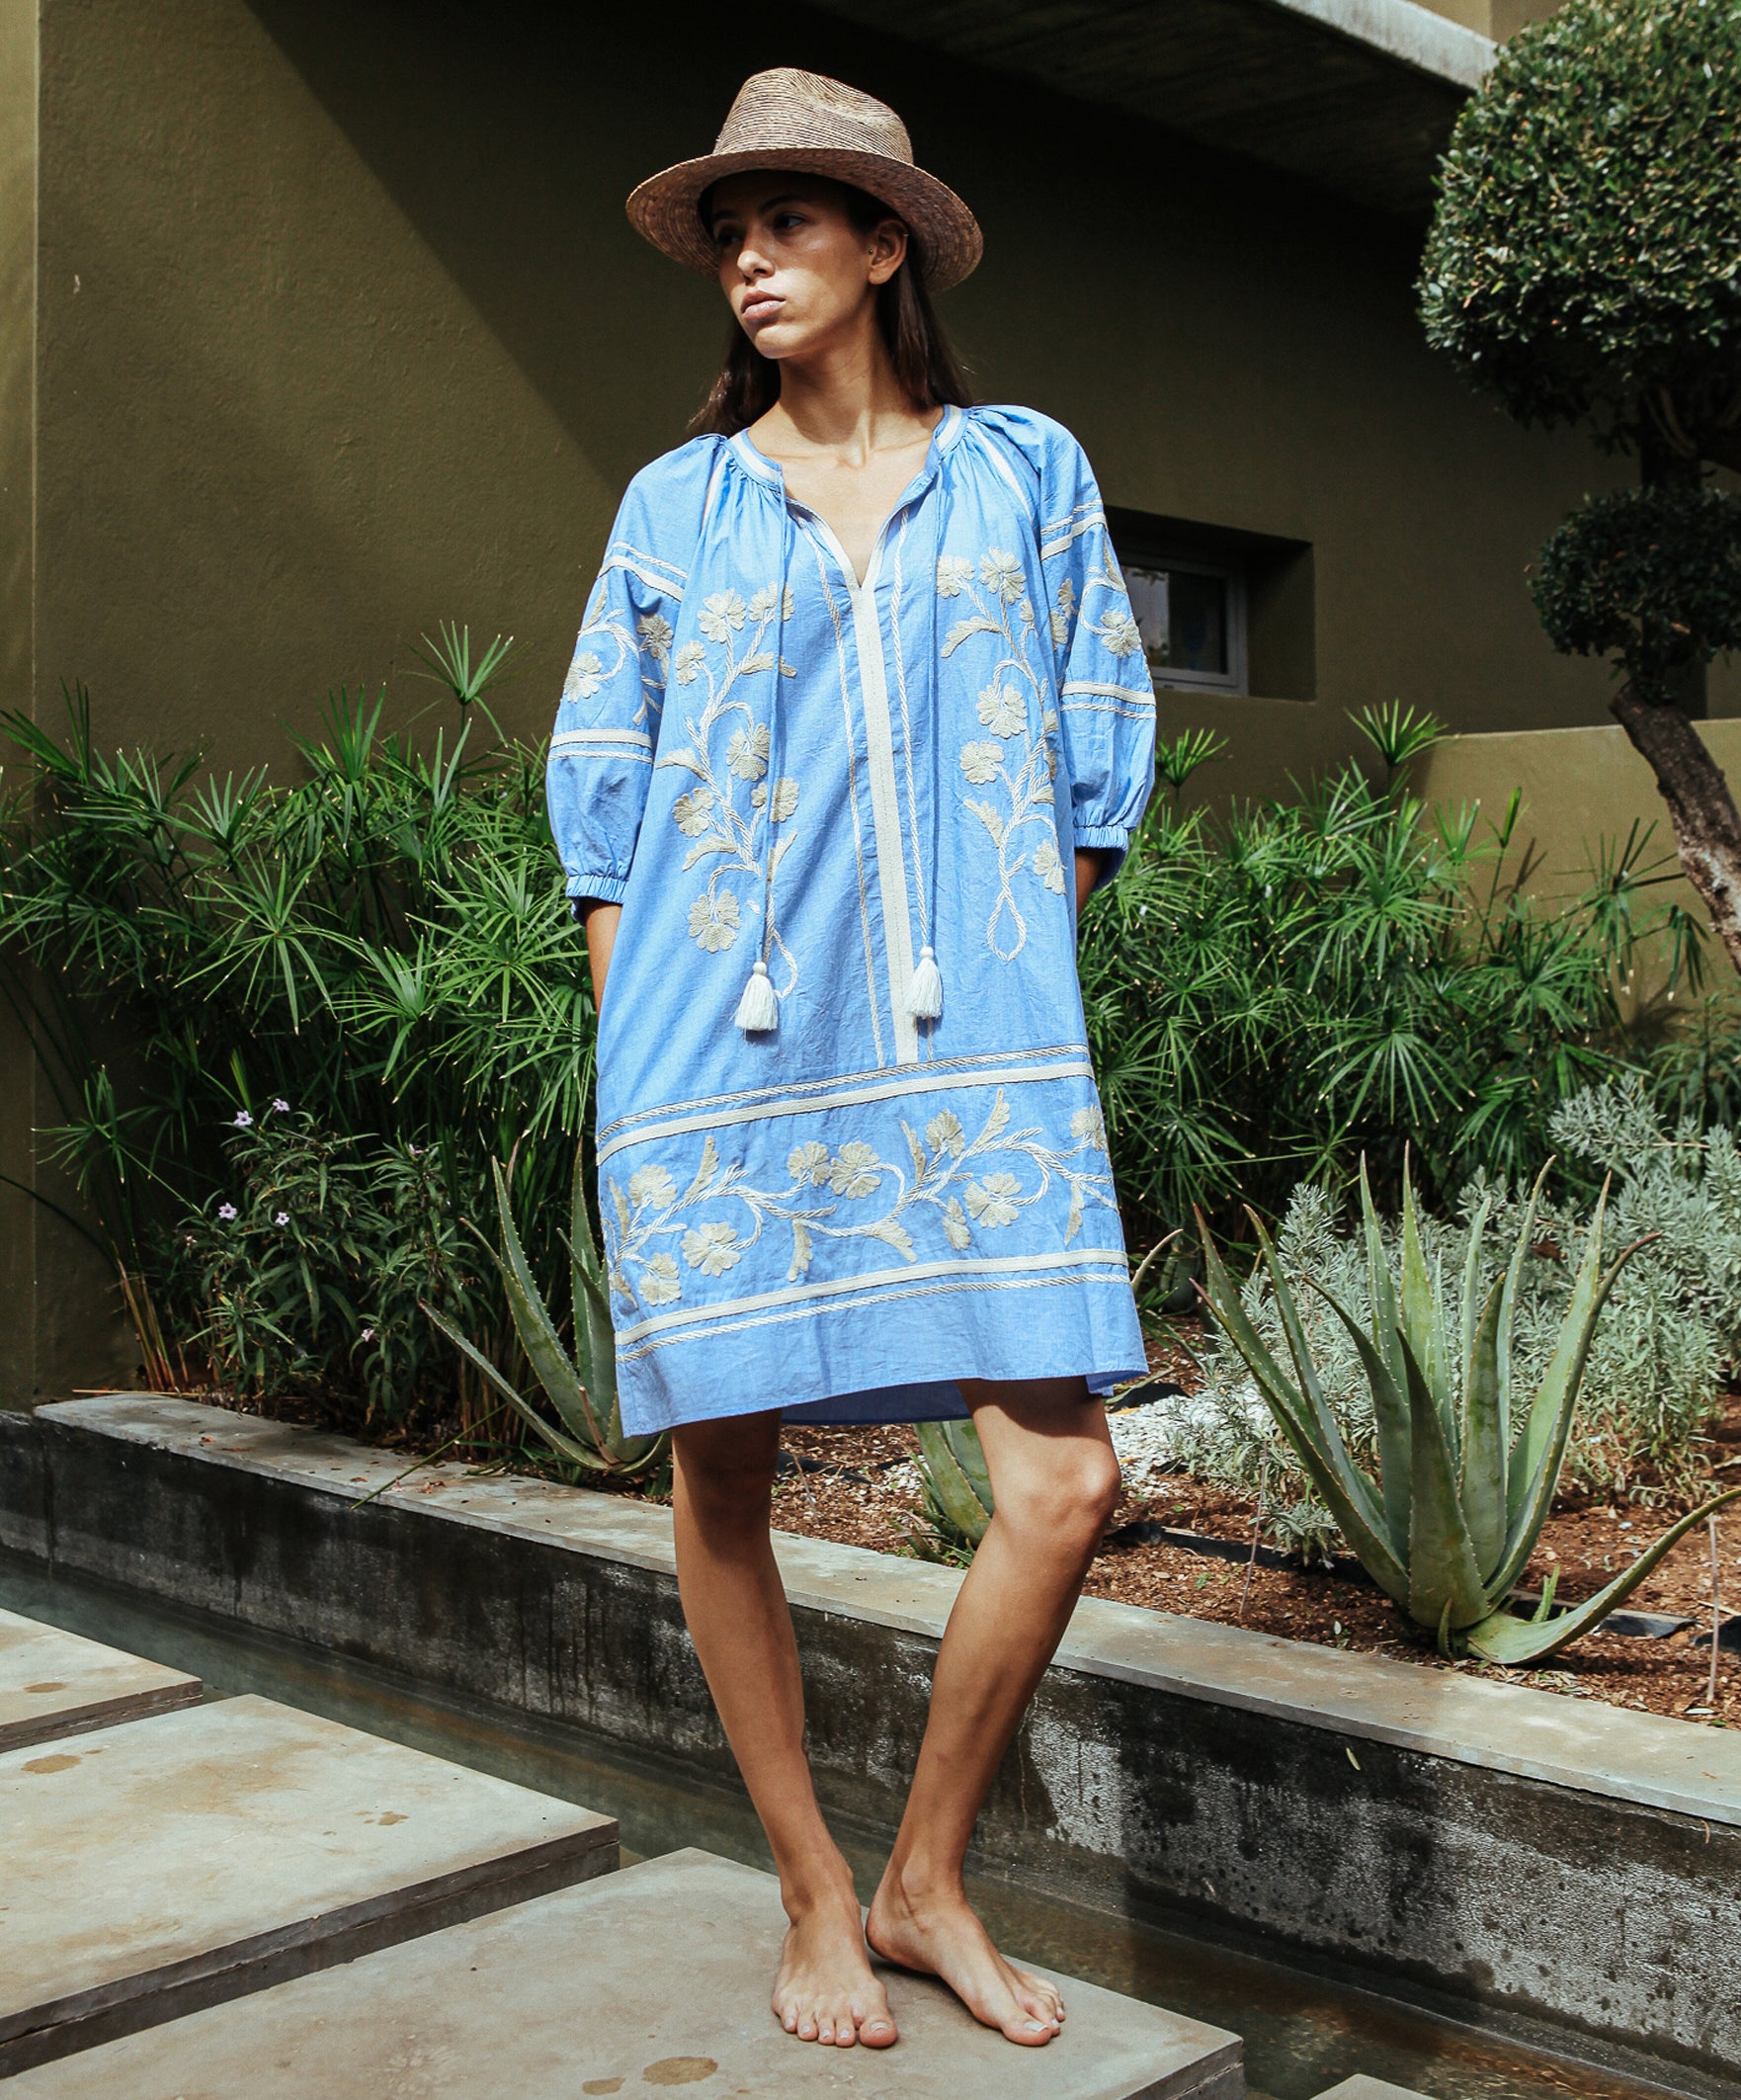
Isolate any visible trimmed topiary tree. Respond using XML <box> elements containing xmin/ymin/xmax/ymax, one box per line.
<box><xmin>1419</xmin><ymin>0</ymin><xmax>1741</xmax><ymax>974</ymax></box>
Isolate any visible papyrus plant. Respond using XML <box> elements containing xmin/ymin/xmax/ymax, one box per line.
<box><xmin>1199</xmin><ymin>1162</ymin><xmax>1741</xmax><ymax>1661</ymax></box>
<box><xmin>425</xmin><ymin>1141</ymin><xmax>668</xmax><ymax>1484</ymax></box>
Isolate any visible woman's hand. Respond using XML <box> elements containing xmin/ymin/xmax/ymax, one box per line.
<box><xmin>580</xmin><ymin>901</ymin><xmax>622</xmax><ymax>1011</ymax></box>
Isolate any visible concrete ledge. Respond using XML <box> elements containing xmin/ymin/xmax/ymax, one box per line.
<box><xmin>6</xmin><ymin>1394</ymin><xmax>1740</xmax><ymax>2091</ymax></box>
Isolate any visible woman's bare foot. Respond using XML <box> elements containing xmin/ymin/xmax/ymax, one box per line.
<box><xmin>867</xmin><ymin>1864</ymin><xmax>1063</xmax><ymax>2047</ymax></box>
<box><xmin>773</xmin><ymin>1885</ymin><xmax>897</xmax><ymax>2049</ymax></box>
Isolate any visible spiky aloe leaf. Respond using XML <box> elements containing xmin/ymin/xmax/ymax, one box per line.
<box><xmin>1459</xmin><ymin>1273</ymin><xmax>1508</xmax><ymax>1581</ymax></box>
<box><xmin>1467</xmin><ymin>1485</ymin><xmax>1741</xmax><ymax>1665</ymax></box>
<box><xmin>1398</xmin><ymin>1163</ymin><xmax>1450</xmax><ymax>1421</ymax></box>
<box><xmin>940</xmin><ymin>1416</ymin><xmax>994</xmax><ymax>1512</ymax></box>
<box><xmin>1199</xmin><ymin>1218</ymin><xmax>1409</xmax><ymax>1608</ymax></box>
<box><xmin>1302</xmin><ymin>1276</ymin><xmax>1411</xmax><ymax>1564</ymax></box>
<box><xmin>1495</xmin><ymin>1163</ymin><xmax>1549</xmax><ymax>1463</ymax></box>
<box><xmin>1458</xmin><ymin>1194</ymin><xmax>1491</xmax><ymax>1405</ymax></box>
<box><xmin>489</xmin><ymin>1157</ymin><xmax>593</xmax><ymax>1434</ymax></box>
<box><xmin>1400</xmin><ymin>1332</ymin><xmax>1489</xmax><ymax>1632</ymax></box>
<box><xmin>568</xmin><ymin>1140</ymin><xmax>617</xmax><ymax>1418</ymax></box>
<box><xmin>420</xmin><ymin>1301</ymin><xmax>609</xmax><ymax>1472</ymax></box>
<box><xmin>1491</xmin><ymin>1198</ymin><xmax>1648</xmax><ymax>1597</ymax></box>
<box><xmin>916</xmin><ymin>1420</ymin><xmax>993</xmax><ymax>1546</ymax></box>
<box><xmin>1247</xmin><ymin>1211</ymin><xmax>1387</xmax><ymax>1544</ymax></box>
<box><xmin>1508</xmin><ymin>1181</ymin><xmax>1607</xmax><ymax>1523</ymax></box>
<box><xmin>1359</xmin><ymin>1158</ymin><xmax>1411</xmax><ymax>1559</ymax></box>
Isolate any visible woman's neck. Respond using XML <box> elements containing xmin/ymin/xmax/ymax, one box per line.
<box><xmin>753</xmin><ymin>313</ymin><xmax>933</xmax><ymax>464</ymax></box>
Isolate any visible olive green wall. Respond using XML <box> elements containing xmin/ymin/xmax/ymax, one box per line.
<box><xmin>0</xmin><ymin>0</ymin><xmax>37</xmax><ymax>1405</ymax></box>
<box><xmin>26</xmin><ymin>0</ymin><xmax>1663</xmax><ymax>780</ymax></box>
<box><xmin>7</xmin><ymin>0</ymin><xmax>1737</xmax><ymax>1396</ymax></box>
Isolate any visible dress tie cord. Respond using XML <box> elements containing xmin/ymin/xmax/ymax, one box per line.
<box><xmin>904</xmin><ymin>448</ymin><xmax>952</xmax><ymax>1026</ymax></box>
<box><xmin>734</xmin><ymin>498</ymin><xmax>795</xmax><ymax>1035</ymax></box>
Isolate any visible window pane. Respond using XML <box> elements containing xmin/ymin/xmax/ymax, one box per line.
<box><xmin>1124</xmin><ymin>565</ymin><xmax>1171</xmax><ymax>670</ymax></box>
<box><xmin>1167</xmin><ymin>568</ymin><xmax>1228</xmax><ymax>677</ymax></box>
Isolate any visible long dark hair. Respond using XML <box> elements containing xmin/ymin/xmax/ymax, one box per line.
<box><xmin>690</xmin><ymin>181</ymin><xmax>973</xmax><ymax>436</ymax></box>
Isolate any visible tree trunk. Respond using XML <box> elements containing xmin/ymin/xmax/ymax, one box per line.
<box><xmin>1611</xmin><ymin>683</ymin><xmax>1741</xmax><ymax>976</ymax></box>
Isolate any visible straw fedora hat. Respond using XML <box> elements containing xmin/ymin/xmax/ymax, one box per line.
<box><xmin>626</xmin><ymin>68</ymin><xmax>982</xmax><ymax>293</ymax></box>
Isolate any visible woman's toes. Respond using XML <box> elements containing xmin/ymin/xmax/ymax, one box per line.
<box><xmin>859</xmin><ymin>2014</ymin><xmax>896</xmax><ymax>2049</ymax></box>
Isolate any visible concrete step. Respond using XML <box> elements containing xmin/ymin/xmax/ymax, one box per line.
<box><xmin>1313</xmin><ymin>2081</ymin><xmax>1431</xmax><ymax>2099</ymax></box>
<box><xmin>0</xmin><ymin>1691</ymin><xmax>619</xmax><ymax>2076</ymax></box>
<box><xmin>7</xmin><ymin>1847</ymin><xmax>1244</xmax><ymax>2098</ymax></box>
<box><xmin>0</xmin><ymin>1604</ymin><xmax>202</xmax><ymax>1751</ymax></box>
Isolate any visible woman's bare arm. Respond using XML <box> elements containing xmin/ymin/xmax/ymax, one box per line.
<box><xmin>581</xmin><ymin>901</ymin><xmax>622</xmax><ymax>1009</ymax></box>
<box><xmin>1074</xmin><ymin>849</ymin><xmax>1107</xmax><ymax>916</ymax></box>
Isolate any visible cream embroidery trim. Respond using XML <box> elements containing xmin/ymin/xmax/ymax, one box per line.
<box><xmin>604</xmin><ymin>1088</ymin><xmax>1115</xmax><ymax>1312</ymax></box>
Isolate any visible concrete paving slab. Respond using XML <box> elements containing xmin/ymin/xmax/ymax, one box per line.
<box><xmin>6</xmin><ymin>1848</ymin><xmax>1243</xmax><ymax>2099</ymax></box>
<box><xmin>0</xmin><ymin>1692</ymin><xmax>619</xmax><ymax>2075</ymax></box>
<box><xmin>0</xmin><ymin>1604</ymin><xmax>202</xmax><ymax>1750</ymax></box>
<box><xmin>1312</xmin><ymin>2082</ymin><xmax>1430</xmax><ymax>2100</ymax></box>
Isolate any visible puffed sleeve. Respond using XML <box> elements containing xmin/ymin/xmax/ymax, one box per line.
<box><xmin>545</xmin><ymin>471</ymin><xmax>685</xmax><ymax>907</ymax></box>
<box><xmin>1038</xmin><ymin>434</ymin><xmax>1156</xmax><ymax>891</ymax></box>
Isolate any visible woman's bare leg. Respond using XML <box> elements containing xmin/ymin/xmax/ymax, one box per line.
<box><xmin>866</xmin><ymin>1377</ymin><xmax>1121</xmax><ymax>2045</ymax></box>
<box><xmin>671</xmin><ymin>1410</ymin><xmax>896</xmax><ymax>2050</ymax></box>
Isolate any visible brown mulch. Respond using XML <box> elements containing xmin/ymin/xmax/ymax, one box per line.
<box><xmin>771</xmin><ymin>1392</ymin><xmax>1741</xmax><ymax>1729</ymax></box>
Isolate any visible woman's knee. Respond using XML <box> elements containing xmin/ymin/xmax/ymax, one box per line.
<box><xmin>994</xmin><ymin>1439</ymin><xmax>1122</xmax><ymax>1550</ymax></box>
<box><xmin>673</xmin><ymin>1420</ymin><xmax>780</xmax><ymax>1530</ymax></box>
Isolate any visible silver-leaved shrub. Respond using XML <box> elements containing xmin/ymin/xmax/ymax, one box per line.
<box><xmin>1164</xmin><ymin>1079</ymin><xmax>1739</xmax><ymax>1553</ymax></box>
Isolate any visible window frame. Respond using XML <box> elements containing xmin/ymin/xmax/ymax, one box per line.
<box><xmin>1120</xmin><ymin>550</ymin><xmax>1249</xmax><ymax>697</ymax></box>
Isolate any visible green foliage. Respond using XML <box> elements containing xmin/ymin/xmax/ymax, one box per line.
<box><xmin>1076</xmin><ymin>746</ymin><xmax>1700</xmax><ymax>1235</ymax></box>
<box><xmin>178</xmin><ymin>1105</ymin><xmax>482</xmax><ymax>1416</ymax></box>
<box><xmin>1173</xmin><ymin>1077</ymin><xmax>1741</xmax><ymax>1547</ymax></box>
<box><xmin>1353</xmin><ymin>701</ymin><xmax>1445</xmax><ymax>774</ymax></box>
<box><xmin>1419</xmin><ymin>0</ymin><xmax>1741</xmax><ymax>455</ymax></box>
<box><xmin>0</xmin><ymin>666</ymin><xmax>593</xmax><ymax>1426</ymax></box>
<box><xmin>908</xmin><ymin>1417</ymin><xmax>995</xmax><ymax>1561</ymax></box>
<box><xmin>1197</xmin><ymin>1159</ymin><xmax>1741</xmax><ymax>1662</ymax></box>
<box><xmin>423</xmin><ymin>1140</ymin><xmax>669</xmax><ymax>1484</ymax></box>
<box><xmin>1531</xmin><ymin>483</ymin><xmax>1741</xmax><ymax>700</ymax></box>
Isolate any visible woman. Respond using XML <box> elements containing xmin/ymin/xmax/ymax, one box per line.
<box><xmin>548</xmin><ymin>67</ymin><xmax>1155</xmax><ymax>2055</ymax></box>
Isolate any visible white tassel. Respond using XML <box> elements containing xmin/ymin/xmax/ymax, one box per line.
<box><xmin>735</xmin><ymin>957</ymin><xmax>780</xmax><ymax>1034</ymax></box>
<box><xmin>907</xmin><ymin>944</ymin><xmax>944</xmax><ymax>1021</ymax></box>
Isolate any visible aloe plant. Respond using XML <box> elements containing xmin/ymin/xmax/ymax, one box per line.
<box><xmin>425</xmin><ymin>1141</ymin><xmax>668</xmax><ymax>1484</ymax></box>
<box><xmin>1199</xmin><ymin>1161</ymin><xmax>1741</xmax><ymax>1661</ymax></box>
<box><xmin>909</xmin><ymin>1418</ymin><xmax>995</xmax><ymax>1561</ymax></box>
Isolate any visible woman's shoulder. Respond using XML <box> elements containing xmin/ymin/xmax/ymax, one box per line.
<box><xmin>620</xmin><ymin>433</ymin><xmax>731</xmax><ymax>513</ymax></box>
<box><xmin>959</xmin><ymin>405</ymin><xmax>1098</xmax><ymax>501</ymax></box>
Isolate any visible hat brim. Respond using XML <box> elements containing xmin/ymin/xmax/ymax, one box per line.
<box><xmin>626</xmin><ymin>146</ymin><xmax>982</xmax><ymax>294</ymax></box>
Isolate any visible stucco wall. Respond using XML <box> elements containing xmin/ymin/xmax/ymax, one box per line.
<box><xmin>27</xmin><ymin>0</ymin><xmax>1665</xmax><ymax>779</ymax></box>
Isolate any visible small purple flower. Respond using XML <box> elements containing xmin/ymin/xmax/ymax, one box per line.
<box><xmin>271</xmin><ymin>1097</ymin><xmax>290</xmax><ymax>1114</ymax></box>
<box><xmin>217</xmin><ymin>1203</ymin><xmax>238</xmax><ymax>1221</ymax></box>
<box><xmin>360</xmin><ymin>1326</ymin><xmax>376</xmax><ymax>1343</ymax></box>
<box><xmin>233</xmin><ymin>1110</ymin><xmax>253</xmax><ymax>1129</ymax></box>
<box><xmin>275</xmin><ymin>1212</ymin><xmax>290</xmax><ymax>1226</ymax></box>
<box><xmin>408</xmin><ymin>1145</ymin><xmax>423</xmax><ymax>1158</ymax></box>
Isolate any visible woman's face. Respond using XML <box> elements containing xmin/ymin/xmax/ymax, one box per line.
<box><xmin>707</xmin><ymin>172</ymin><xmax>905</xmax><ymax>362</ymax></box>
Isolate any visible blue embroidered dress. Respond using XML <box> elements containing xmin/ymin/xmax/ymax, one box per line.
<box><xmin>547</xmin><ymin>404</ymin><xmax>1156</xmax><ymax>1435</ymax></box>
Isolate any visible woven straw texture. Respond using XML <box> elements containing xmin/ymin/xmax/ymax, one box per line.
<box><xmin>626</xmin><ymin>68</ymin><xmax>982</xmax><ymax>292</ymax></box>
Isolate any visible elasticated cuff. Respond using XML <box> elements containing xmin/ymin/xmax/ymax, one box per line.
<box><xmin>1073</xmin><ymin>823</ymin><xmax>1131</xmax><ymax>890</ymax></box>
<box><xmin>566</xmin><ymin>874</ymin><xmax>630</xmax><ymax>919</ymax></box>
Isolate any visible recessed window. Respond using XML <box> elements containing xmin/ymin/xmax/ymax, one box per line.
<box><xmin>1123</xmin><ymin>559</ymin><xmax>1244</xmax><ymax>692</ymax></box>
<box><xmin>1109</xmin><ymin>509</ymin><xmax>1314</xmax><ymax>703</ymax></box>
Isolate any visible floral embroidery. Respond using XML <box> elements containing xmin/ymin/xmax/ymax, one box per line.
<box><xmin>567</xmin><ymin>568</ymin><xmax>672</xmax><ymax>731</ymax></box>
<box><xmin>940</xmin><ymin>551</ymin><xmax>1066</xmax><ymax>960</ymax></box>
<box><xmin>604</xmin><ymin>1088</ymin><xmax>1117</xmax><ymax>1308</ymax></box>
<box><xmin>656</xmin><ymin>580</ymin><xmax>801</xmax><ymax>987</ymax></box>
